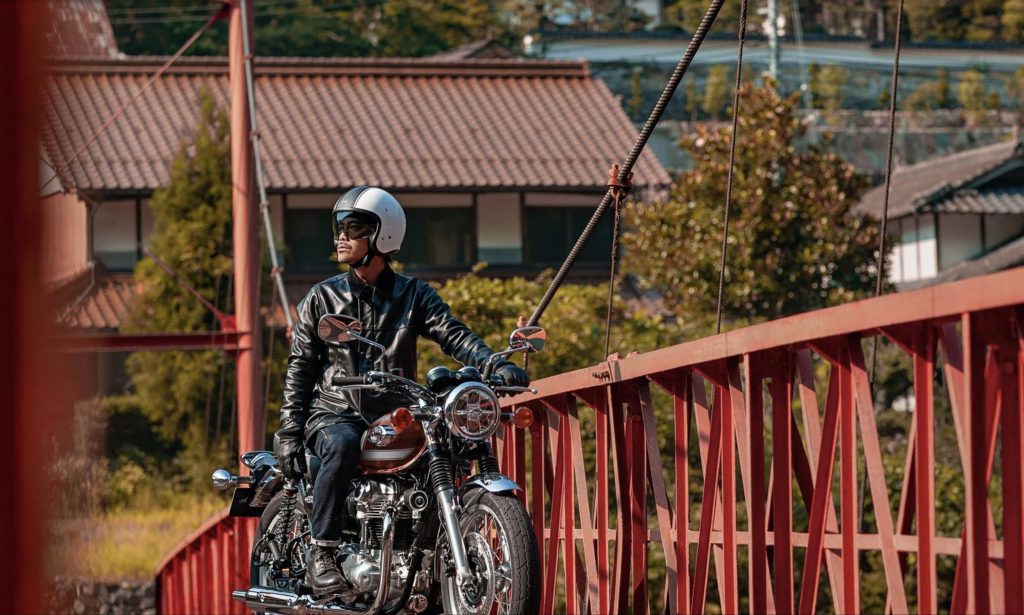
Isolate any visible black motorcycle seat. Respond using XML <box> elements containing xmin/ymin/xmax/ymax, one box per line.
<box><xmin>305</xmin><ymin>452</ymin><xmax>323</xmax><ymax>483</ymax></box>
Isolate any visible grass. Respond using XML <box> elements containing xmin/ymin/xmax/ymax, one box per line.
<box><xmin>48</xmin><ymin>493</ymin><xmax>225</xmax><ymax>582</ymax></box>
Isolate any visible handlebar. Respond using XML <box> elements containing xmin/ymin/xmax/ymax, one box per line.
<box><xmin>332</xmin><ymin>374</ymin><xmax>369</xmax><ymax>386</ymax></box>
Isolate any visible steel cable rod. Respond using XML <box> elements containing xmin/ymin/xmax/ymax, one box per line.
<box><xmin>714</xmin><ymin>0</ymin><xmax>748</xmax><ymax>335</ymax></box>
<box><xmin>239</xmin><ymin>0</ymin><xmax>294</xmax><ymax>330</ymax></box>
<box><xmin>526</xmin><ymin>0</ymin><xmax>727</xmax><ymax>328</ymax></box>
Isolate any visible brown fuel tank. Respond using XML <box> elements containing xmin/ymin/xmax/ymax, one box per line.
<box><xmin>358</xmin><ymin>412</ymin><xmax>427</xmax><ymax>473</ymax></box>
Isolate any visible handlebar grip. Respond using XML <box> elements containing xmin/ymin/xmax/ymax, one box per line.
<box><xmin>332</xmin><ymin>375</ymin><xmax>368</xmax><ymax>386</ymax></box>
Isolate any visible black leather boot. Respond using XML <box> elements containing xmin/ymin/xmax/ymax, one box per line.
<box><xmin>306</xmin><ymin>545</ymin><xmax>345</xmax><ymax>594</ymax></box>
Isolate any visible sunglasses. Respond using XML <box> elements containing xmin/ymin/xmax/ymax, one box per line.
<box><xmin>334</xmin><ymin>213</ymin><xmax>377</xmax><ymax>240</ymax></box>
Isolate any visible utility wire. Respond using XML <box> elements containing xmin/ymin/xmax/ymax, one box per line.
<box><xmin>41</xmin><ymin>4</ymin><xmax>228</xmax><ymax>195</ymax></box>
<box><xmin>875</xmin><ymin>0</ymin><xmax>905</xmax><ymax>298</ymax></box>
<box><xmin>714</xmin><ymin>0</ymin><xmax>748</xmax><ymax>335</ymax></box>
<box><xmin>526</xmin><ymin>0</ymin><xmax>727</xmax><ymax>327</ymax></box>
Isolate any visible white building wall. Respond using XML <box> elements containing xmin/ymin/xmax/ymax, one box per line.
<box><xmin>889</xmin><ymin>215</ymin><xmax>937</xmax><ymax>284</ymax></box>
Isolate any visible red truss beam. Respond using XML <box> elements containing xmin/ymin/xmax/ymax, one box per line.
<box><xmin>56</xmin><ymin>331</ymin><xmax>244</xmax><ymax>353</ymax></box>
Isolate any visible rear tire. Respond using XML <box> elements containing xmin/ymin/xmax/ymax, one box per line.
<box><xmin>251</xmin><ymin>491</ymin><xmax>308</xmax><ymax>595</ymax></box>
<box><xmin>440</xmin><ymin>491</ymin><xmax>540</xmax><ymax>615</ymax></box>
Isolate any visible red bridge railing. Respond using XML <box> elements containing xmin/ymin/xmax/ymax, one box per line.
<box><xmin>493</xmin><ymin>266</ymin><xmax>1024</xmax><ymax>615</ymax></box>
<box><xmin>156</xmin><ymin>267</ymin><xmax>1024</xmax><ymax>614</ymax></box>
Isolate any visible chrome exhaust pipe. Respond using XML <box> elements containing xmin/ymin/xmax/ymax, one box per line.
<box><xmin>232</xmin><ymin>509</ymin><xmax>397</xmax><ymax>615</ymax></box>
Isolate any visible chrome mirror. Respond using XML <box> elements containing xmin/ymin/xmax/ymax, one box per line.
<box><xmin>318</xmin><ymin>314</ymin><xmax>362</xmax><ymax>344</ymax></box>
<box><xmin>509</xmin><ymin>326</ymin><xmax>546</xmax><ymax>353</ymax></box>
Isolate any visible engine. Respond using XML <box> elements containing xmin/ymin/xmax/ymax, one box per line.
<box><xmin>338</xmin><ymin>478</ymin><xmax>430</xmax><ymax>604</ymax></box>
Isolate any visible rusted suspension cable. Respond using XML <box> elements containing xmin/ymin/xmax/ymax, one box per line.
<box><xmin>604</xmin><ymin>165</ymin><xmax>632</xmax><ymax>359</ymax></box>
<box><xmin>863</xmin><ymin>0</ymin><xmax>906</xmax><ymax>537</ymax></box>
<box><xmin>714</xmin><ymin>0</ymin><xmax>749</xmax><ymax>335</ymax></box>
<box><xmin>526</xmin><ymin>0</ymin><xmax>727</xmax><ymax>328</ymax></box>
<box><xmin>40</xmin><ymin>4</ymin><xmax>228</xmax><ymax>194</ymax></box>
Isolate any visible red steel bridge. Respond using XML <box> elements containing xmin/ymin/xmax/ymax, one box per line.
<box><xmin>156</xmin><ymin>266</ymin><xmax>1024</xmax><ymax>614</ymax></box>
<box><xmin>4</xmin><ymin>1</ymin><xmax>1022</xmax><ymax>613</ymax></box>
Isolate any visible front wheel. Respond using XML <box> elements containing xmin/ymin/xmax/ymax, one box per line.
<box><xmin>441</xmin><ymin>491</ymin><xmax>540</xmax><ymax>615</ymax></box>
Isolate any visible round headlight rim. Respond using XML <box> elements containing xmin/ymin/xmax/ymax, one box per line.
<box><xmin>443</xmin><ymin>381</ymin><xmax>501</xmax><ymax>441</ymax></box>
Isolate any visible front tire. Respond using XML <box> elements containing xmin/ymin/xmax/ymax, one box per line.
<box><xmin>440</xmin><ymin>491</ymin><xmax>540</xmax><ymax>615</ymax></box>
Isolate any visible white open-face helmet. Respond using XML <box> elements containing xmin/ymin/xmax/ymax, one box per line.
<box><xmin>331</xmin><ymin>187</ymin><xmax>406</xmax><ymax>257</ymax></box>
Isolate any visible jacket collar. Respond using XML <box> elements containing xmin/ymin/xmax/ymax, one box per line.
<box><xmin>347</xmin><ymin>265</ymin><xmax>396</xmax><ymax>304</ymax></box>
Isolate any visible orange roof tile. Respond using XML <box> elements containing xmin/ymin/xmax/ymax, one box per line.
<box><xmin>58</xmin><ymin>275</ymin><xmax>136</xmax><ymax>330</ymax></box>
<box><xmin>42</xmin><ymin>56</ymin><xmax>671</xmax><ymax>194</ymax></box>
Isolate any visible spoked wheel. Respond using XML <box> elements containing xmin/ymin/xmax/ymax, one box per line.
<box><xmin>440</xmin><ymin>491</ymin><xmax>540</xmax><ymax>615</ymax></box>
<box><xmin>251</xmin><ymin>490</ymin><xmax>308</xmax><ymax>602</ymax></box>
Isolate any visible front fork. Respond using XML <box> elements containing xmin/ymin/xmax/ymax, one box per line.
<box><xmin>424</xmin><ymin>428</ymin><xmax>475</xmax><ymax>588</ymax></box>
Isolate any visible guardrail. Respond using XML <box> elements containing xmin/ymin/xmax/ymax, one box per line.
<box><xmin>156</xmin><ymin>266</ymin><xmax>1024</xmax><ymax>614</ymax></box>
<box><xmin>493</xmin><ymin>266</ymin><xmax>1024</xmax><ymax>614</ymax></box>
<box><xmin>155</xmin><ymin>509</ymin><xmax>256</xmax><ymax>614</ymax></box>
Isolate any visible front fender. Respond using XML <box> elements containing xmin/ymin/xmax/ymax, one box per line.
<box><xmin>459</xmin><ymin>472</ymin><xmax>521</xmax><ymax>508</ymax></box>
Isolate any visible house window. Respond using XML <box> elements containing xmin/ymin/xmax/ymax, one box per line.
<box><xmin>285</xmin><ymin>208</ymin><xmax>339</xmax><ymax>274</ymax></box>
<box><xmin>400</xmin><ymin>208</ymin><xmax>474</xmax><ymax>269</ymax></box>
<box><xmin>523</xmin><ymin>207</ymin><xmax>612</xmax><ymax>267</ymax></box>
<box><xmin>93</xmin><ymin>199</ymin><xmax>138</xmax><ymax>271</ymax></box>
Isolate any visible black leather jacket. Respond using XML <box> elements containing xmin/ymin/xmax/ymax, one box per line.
<box><xmin>281</xmin><ymin>266</ymin><xmax>500</xmax><ymax>442</ymax></box>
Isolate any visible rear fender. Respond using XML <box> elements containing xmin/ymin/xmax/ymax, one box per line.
<box><xmin>229</xmin><ymin>450</ymin><xmax>283</xmax><ymax>517</ymax></box>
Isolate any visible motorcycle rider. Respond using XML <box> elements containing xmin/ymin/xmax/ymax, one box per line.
<box><xmin>273</xmin><ymin>186</ymin><xmax>530</xmax><ymax>594</ymax></box>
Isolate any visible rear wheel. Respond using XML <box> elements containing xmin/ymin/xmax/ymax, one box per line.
<box><xmin>251</xmin><ymin>490</ymin><xmax>308</xmax><ymax>594</ymax></box>
<box><xmin>440</xmin><ymin>491</ymin><xmax>540</xmax><ymax>615</ymax></box>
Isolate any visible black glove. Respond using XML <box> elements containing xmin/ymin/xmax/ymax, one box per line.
<box><xmin>494</xmin><ymin>362</ymin><xmax>530</xmax><ymax>388</ymax></box>
<box><xmin>274</xmin><ymin>417</ymin><xmax>307</xmax><ymax>481</ymax></box>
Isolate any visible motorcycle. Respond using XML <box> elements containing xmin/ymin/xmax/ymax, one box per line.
<box><xmin>212</xmin><ymin>315</ymin><xmax>545</xmax><ymax>615</ymax></box>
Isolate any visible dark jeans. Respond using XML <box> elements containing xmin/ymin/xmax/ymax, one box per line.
<box><xmin>310</xmin><ymin>421</ymin><xmax>364</xmax><ymax>545</ymax></box>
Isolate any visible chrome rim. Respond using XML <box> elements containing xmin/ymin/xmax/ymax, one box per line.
<box><xmin>445</xmin><ymin>501</ymin><xmax>515</xmax><ymax>615</ymax></box>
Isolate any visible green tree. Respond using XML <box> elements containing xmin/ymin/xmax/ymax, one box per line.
<box><xmin>415</xmin><ymin>267</ymin><xmax>679</xmax><ymax>380</ymax></box>
<box><xmin>904</xmin><ymin>80</ymin><xmax>939</xmax><ymax>112</ymax></box>
<box><xmin>627</xmin><ymin>67</ymin><xmax>645</xmax><ymax>121</ymax></box>
<box><xmin>812</xmin><ymin>64</ymin><xmax>850</xmax><ymax>114</ymax></box>
<box><xmin>663</xmin><ymin>0</ymin><xmax>741</xmax><ymax>34</ymax></box>
<box><xmin>122</xmin><ymin>88</ymin><xmax>236</xmax><ymax>478</ymax></box>
<box><xmin>683</xmin><ymin>76</ymin><xmax>700</xmax><ymax>122</ymax></box>
<box><xmin>702</xmin><ymin>65</ymin><xmax>732</xmax><ymax>120</ymax></box>
<box><xmin>936</xmin><ymin>67</ymin><xmax>951</xmax><ymax>108</ymax></box>
<box><xmin>106</xmin><ymin>0</ymin><xmax>374</xmax><ymax>57</ymax></box>
<box><xmin>958</xmin><ymin>69</ymin><xmax>991</xmax><ymax>124</ymax></box>
<box><xmin>373</xmin><ymin>0</ymin><xmax>498</xmax><ymax>57</ymax></box>
<box><xmin>1005</xmin><ymin>65</ymin><xmax>1024</xmax><ymax>115</ymax></box>
<box><xmin>1004</xmin><ymin>0</ymin><xmax>1024</xmax><ymax>42</ymax></box>
<box><xmin>621</xmin><ymin>82</ymin><xmax>881</xmax><ymax>333</ymax></box>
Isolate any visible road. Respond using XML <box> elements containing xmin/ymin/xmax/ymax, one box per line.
<box><xmin>542</xmin><ymin>38</ymin><xmax>1024</xmax><ymax>72</ymax></box>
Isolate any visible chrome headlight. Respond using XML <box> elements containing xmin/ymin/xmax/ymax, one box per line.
<box><xmin>443</xmin><ymin>381</ymin><xmax>501</xmax><ymax>441</ymax></box>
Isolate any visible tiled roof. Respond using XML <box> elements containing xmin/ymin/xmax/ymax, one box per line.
<box><xmin>856</xmin><ymin>139</ymin><xmax>1022</xmax><ymax>219</ymax></box>
<box><xmin>45</xmin><ymin>0</ymin><xmax>119</xmax><ymax>58</ymax></box>
<box><xmin>929</xmin><ymin>187</ymin><xmax>1024</xmax><ymax>214</ymax></box>
<box><xmin>41</xmin><ymin>56</ymin><xmax>670</xmax><ymax>194</ymax></box>
<box><xmin>58</xmin><ymin>275</ymin><xmax>136</xmax><ymax>330</ymax></box>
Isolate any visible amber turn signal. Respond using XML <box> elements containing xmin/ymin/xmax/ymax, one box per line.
<box><xmin>391</xmin><ymin>407</ymin><xmax>414</xmax><ymax>431</ymax></box>
<box><xmin>512</xmin><ymin>406</ymin><xmax>533</xmax><ymax>429</ymax></box>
